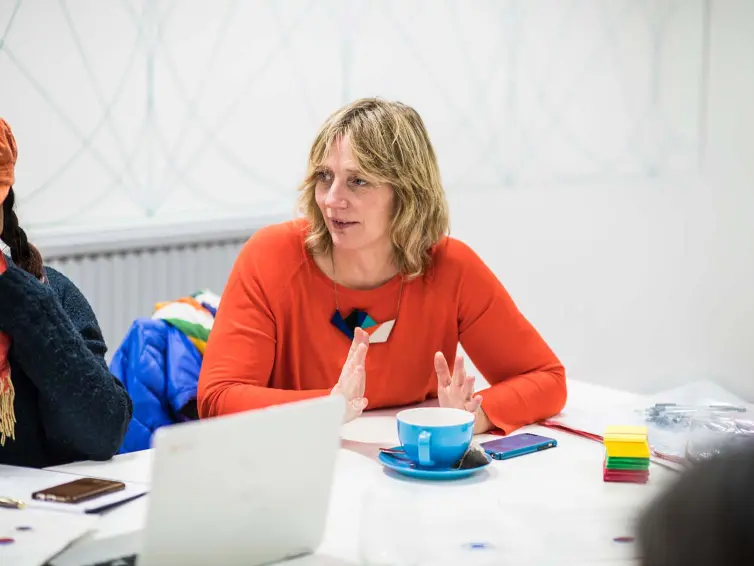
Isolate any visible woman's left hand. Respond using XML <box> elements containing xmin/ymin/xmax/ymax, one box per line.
<box><xmin>434</xmin><ymin>352</ymin><xmax>482</xmax><ymax>414</ymax></box>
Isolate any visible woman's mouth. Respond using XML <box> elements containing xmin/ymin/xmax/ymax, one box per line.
<box><xmin>331</xmin><ymin>219</ymin><xmax>358</xmax><ymax>229</ymax></box>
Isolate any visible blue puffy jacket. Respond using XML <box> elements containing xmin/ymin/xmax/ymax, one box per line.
<box><xmin>109</xmin><ymin>318</ymin><xmax>201</xmax><ymax>453</ymax></box>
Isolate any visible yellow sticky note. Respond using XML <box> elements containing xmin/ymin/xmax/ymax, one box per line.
<box><xmin>604</xmin><ymin>433</ymin><xmax>648</xmax><ymax>444</ymax></box>
<box><xmin>604</xmin><ymin>440</ymin><xmax>651</xmax><ymax>459</ymax></box>
<box><xmin>604</xmin><ymin>425</ymin><xmax>648</xmax><ymax>437</ymax></box>
<box><xmin>603</xmin><ymin>425</ymin><xmax>650</xmax><ymax>458</ymax></box>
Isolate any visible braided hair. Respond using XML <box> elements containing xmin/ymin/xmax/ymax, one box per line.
<box><xmin>1</xmin><ymin>187</ymin><xmax>44</xmax><ymax>280</ymax></box>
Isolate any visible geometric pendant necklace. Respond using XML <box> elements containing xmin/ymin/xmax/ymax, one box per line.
<box><xmin>329</xmin><ymin>255</ymin><xmax>403</xmax><ymax>344</ymax></box>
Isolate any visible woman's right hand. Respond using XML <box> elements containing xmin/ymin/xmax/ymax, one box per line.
<box><xmin>331</xmin><ymin>327</ymin><xmax>369</xmax><ymax>422</ymax></box>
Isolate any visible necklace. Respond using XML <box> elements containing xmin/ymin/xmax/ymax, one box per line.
<box><xmin>329</xmin><ymin>254</ymin><xmax>403</xmax><ymax>344</ymax></box>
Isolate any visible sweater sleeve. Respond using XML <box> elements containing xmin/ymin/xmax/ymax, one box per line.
<box><xmin>197</xmin><ymin>233</ymin><xmax>328</xmax><ymax>418</ymax></box>
<box><xmin>450</xmin><ymin>241</ymin><xmax>567</xmax><ymax>434</ymax></box>
<box><xmin>0</xmin><ymin>265</ymin><xmax>132</xmax><ymax>461</ymax></box>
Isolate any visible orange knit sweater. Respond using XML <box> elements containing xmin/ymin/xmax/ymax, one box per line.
<box><xmin>198</xmin><ymin>220</ymin><xmax>566</xmax><ymax>433</ymax></box>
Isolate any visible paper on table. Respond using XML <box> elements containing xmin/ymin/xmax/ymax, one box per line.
<box><xmin>46</xmin><ymin>450</ymin><xmax>154</xmax><ymax>485</ymax></box>
<box><xmin>0</xmin><ymin>465</ymin><xmax>148</xmax><ymax>514</ymax></box>
<box><xmin>0</xmin><ymin>507</ymin><xmax>98</xmax><ymax>566</ymax></box>
<box><xmin>549</xmin><ymin>381</ymin><xmax>750</xmax><ymax>434</ymax></box>
<box><xmin>542</xmin><ymin>380</ymin><xmax>754</xmax><ymax>472</ymax></box>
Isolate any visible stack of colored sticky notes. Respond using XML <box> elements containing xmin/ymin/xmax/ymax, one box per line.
<box><xmin>602</xmin><ymin>425</ymin><xmax>650</xmax><ymax>483</ymax></box>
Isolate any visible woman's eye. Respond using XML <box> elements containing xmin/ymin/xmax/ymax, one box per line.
<box><xmin>316</xmin><ymin>170</ymin><xmax>332</xmax><ymax>182</ymax></box>
<box><xmin>351</xmin><ymin>178</ymin><xmax>367</xmax><ymax>187</ymax></box>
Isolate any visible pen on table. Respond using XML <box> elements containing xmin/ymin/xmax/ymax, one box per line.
<box><xmin>653</xmin><ymin>403</ymin><xmax>747</xmax><ymax>412</ymax></box>
<box><xmin>0</xmin><ymin>497</ymin><xmax>25</xmax><ymax>509</ymax></box>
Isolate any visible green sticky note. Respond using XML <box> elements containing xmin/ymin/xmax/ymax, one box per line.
<box><xmin>606</xmin><ymin>456</ymin><xmax>650</xmax><ymax>470</ymax></box>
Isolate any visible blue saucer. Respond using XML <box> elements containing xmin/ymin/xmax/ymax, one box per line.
<box><xmin>378</xmin><ymin>447</ymin><xmax>491</xmax><ymax>480</ymax></box>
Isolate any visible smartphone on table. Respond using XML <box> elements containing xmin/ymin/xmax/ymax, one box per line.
<box><xmin>480</xmin><ymin>433</ymin><xmax>557</xmax><ymax>460</ymax></box>
<box><xmin>32</xmin><ymin>477</ymin><xmax>126</xmax><ymax>504</ymax></box>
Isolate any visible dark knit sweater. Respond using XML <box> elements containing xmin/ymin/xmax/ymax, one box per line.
<box><xmin>0</xmin><ymin>260</ymin><xmax>132</xmax><ymax>468</ymax></box>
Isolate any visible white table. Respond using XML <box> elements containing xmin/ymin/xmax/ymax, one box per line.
<box><xmin>48</xmin><ymin>380</ymin><xmax>678</xmax><ymax>566</ymax></box>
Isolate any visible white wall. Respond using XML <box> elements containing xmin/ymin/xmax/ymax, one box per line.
<box><xmin>705</xmin><ymin>0</ymin><xmax>754</xmax><ymax>184</ymax></box>
<box><xmin>459</xmin><ymin>0</ymin><xmax>754</xmax><ymax>400</ymax></box>
<box><xmin>2</xmin><ymin>1</ymin><xmax>753</xmax><ymax>399</ymax></box>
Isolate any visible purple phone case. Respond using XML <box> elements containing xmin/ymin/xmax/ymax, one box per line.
<box><xmin>480</xmin><ymin>433</ymin><xmax>558</xmax><ymax>459</ymax></box>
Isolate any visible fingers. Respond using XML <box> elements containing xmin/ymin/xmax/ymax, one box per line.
<box><xmin>341</xmin><ymin>358</ymin><xmax>365</xmax><ymax>397</ymax></box>
<box><xmin>435</xmin><ymin>351</ymin><xmax>480</xmax><ymax>416</ymax></box>
<box><xmin>339</xmin><ymin>339</ymin><xmax>368</xmax><ymax>398</ymax></box>
<box><xmin>354</xmin><ymin>362</ymin><xmax>366</xmax><ymax>398</ymax></box>
<box><xmin>466</xmin><ymin>395</ymin><xmax>482</xmax><ymax>414</ymax></box>
<box><xmin>345</xmin><ymin>361</ymin><xmax>367</xmax><ymax>422</ymax></box>
<box><xmin>453</xmin><ymin>354</ymin><xmax>466</xmax><ymax>388</ymax></box>
<box><xmin>343</xmin><ymin>396</ymin><xmax>369</xmax><ymax>423</ymax></box>
<box><xmin>345</xmin><ymin>327</ymin><xmax>364</xmax><ymax>365</ymax></box>
<box><xmin>356</xmin><ymin>326</ymin><xmax>370</xmax><ymax>349</ymax></box>
<box><xmin>353</xmin><ymin>342</ymin><xmax>368</xmax><ymax>367</ymax></box>
<box><xmin>462</xmin><ymin>375</ymin><xmax>476</xmax><ymax>400</ymax></box>
<box><xmin>359</xmin><ymin>326</ymin><xmax>370</xmax><ymax>345</ymax></box>
<box><xmin>343</xmin><ymin>329</ymin><xmax>369</xmax><ymax>378</ymax></box>
<box><xmin>335</xmin><ymin>331</ymin><xmax>371</xmax><ymax>423</ymax></box>
<box><xmin>434</xmin><ymin>352</ymin><xmax>452</xmax><ymax>388</ymax></box>
<box><xmin>346</xmin><ymin>335</ymin><xmax>359</xmax><ymax>364</ymax></box>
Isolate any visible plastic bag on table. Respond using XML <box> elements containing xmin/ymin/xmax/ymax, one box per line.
<box><xmin>684</xmin><ymin>412</ymin><xmax>754</xmax><ymax>462</ymax></box>
<box><xmin>631</xmin><ymin>380</ymin><xmax>753</xmax><ymax>464</ymax></box>
<box><xmin>637</xmin><ymin>406</ymin><xmax>753</xmax><ymax>464</ymax></box>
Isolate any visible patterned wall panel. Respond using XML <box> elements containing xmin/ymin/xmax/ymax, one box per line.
<box><xmin>0</xmin><ymin>0</ymin><xmax>705</xmax><ymax>235</ymax></box>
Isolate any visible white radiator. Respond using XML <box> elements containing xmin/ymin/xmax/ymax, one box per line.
<box><xmin>36</xmin><ymin>214</ymin><xmax>285</xmax><ymax>362</ymax></box>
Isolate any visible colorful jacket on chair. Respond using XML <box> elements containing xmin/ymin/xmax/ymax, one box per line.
<box><xmin>109</xmin><ymin>290</ymin><xmax>220</xmax><ymax>453</ymax></box>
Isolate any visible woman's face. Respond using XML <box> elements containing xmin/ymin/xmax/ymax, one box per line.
<box><xmin>314</xmin><ymin>136</ymin><xmax>394</xmax><ymax>254</ymax></box>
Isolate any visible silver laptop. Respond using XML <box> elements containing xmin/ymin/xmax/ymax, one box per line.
<box><xmin>63</xmin><ymin>395</ymin><xmax>345</xmax><ymax>566</ymax></box>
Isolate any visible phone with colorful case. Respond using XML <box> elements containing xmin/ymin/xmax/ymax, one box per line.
<box><xmin>480</xmin><ymin>433</ymin><xmax>557</xmax><ymax>460</ymax></box>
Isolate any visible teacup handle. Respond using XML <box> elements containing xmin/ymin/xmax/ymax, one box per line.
<box><xmin>418</xmin><ymin>431</ymin><xmax>433</xmax><ymax>467</ymax></box>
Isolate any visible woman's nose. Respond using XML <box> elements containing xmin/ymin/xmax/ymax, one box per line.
<box><xmin>324</xmin><ymin>181</ymin><xmax>347</xmax><ymax>208</ymax></box>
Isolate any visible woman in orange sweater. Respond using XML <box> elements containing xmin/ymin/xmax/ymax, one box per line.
<box><xmin>198</xmin><ymin>98</ymin><xmax>566</xmax><ymax>434</ymax></box>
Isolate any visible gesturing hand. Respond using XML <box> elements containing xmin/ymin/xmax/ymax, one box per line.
<box><xmin>434</xmin><ymin>352</ymin><xmax>482</xmax><ymax>414</ymax></box>
<box><xmin>331</xmin><ymin>327</ymin><xmax>370</xmax><ymax>422</ymax></box>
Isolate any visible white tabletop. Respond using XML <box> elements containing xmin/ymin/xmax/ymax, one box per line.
<box><xmin>48</xmin><ymin>380</ymin><xmax>677</xmax><ymax>566</ymax></box>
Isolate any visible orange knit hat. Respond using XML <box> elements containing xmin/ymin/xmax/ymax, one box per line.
<box><xmin>0</xmin><ymin>118</ymin><xmax>18</xmax><ymax>203</ymax></box>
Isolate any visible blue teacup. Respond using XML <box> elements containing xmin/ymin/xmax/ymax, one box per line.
<box><xmin>396</xmin><ymin>407</ymin><xmax>475</xmax><ymax>469</ymax></box>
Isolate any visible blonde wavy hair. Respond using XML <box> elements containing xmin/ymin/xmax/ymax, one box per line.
<box><xmin>298</xmin><ymin>98</ymin><xmax>449</xmax><ymax>279</ymax></box>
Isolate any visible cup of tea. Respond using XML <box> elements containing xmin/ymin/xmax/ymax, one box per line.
<box><xmin>396</xmin><ymin>407</ymin><xmax>474</xmax><ymax>469</ymax></box>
